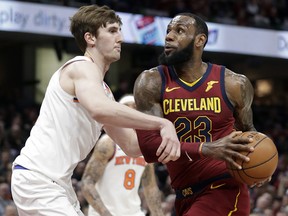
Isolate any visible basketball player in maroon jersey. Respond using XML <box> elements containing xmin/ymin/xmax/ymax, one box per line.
<box><xmin>134</xmin><ymin>13</ymin><xmax>268</xmax><ymax>216</ymax></box>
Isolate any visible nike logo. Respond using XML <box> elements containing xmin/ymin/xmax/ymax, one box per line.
<box><xmin>205</xmin><ymin>81</ymin><xmax>219</xmax><ymax>92</ymax></box>
<box><xmin>210</xmin><ymin>183</ymin><xmax>226</xmax><ymax>189</ymax></box>
<box><xmin>166</xmin><ymin>86</ymin><xmax>180</xmax><ymax>92</ymax></box>
<box><xmin>185</xmin><ymin>151</ymin><xmax>193</xmax><ymax>161</ymax></box>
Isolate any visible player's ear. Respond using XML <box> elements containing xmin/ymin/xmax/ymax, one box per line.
<box><xmin>195</xmin><ymin>34</ymin><xmax>207</xmax><ymax>48</ymax></box>
<box><xmin>84</xmin><ymin>32</ymin><xmax>96</xmax><ymax>47</ymax></box>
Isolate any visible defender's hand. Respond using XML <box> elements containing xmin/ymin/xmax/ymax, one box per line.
<box><xmin>156</xmin><ymin>120</ymin><xmax>180</xmax><ymax>164</ymax></box>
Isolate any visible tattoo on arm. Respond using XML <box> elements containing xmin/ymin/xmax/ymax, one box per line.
<box><xmin>226</xmin><ymin>70</ymin><xmax>256</xmax><ymax>131</ymax></box>
<box><xmin>141</xmin><ymin>164</ymin><xmax>165</xmax><ymax>215</ymax></box>
<box><xmin>81</xmin><ymin>135</ymin><xmax>114</xmax><ymax>215</ymax></box>
<box><xmin>134</xmin><ymin>68</ymin><xmax>164</xmax><ymax>117</ymax></box>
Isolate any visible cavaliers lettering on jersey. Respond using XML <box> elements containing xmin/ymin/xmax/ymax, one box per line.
<box><xmin>158</xmin><ymin>63</ymin><xmax>235</xmax><ymax>189</ymax></box>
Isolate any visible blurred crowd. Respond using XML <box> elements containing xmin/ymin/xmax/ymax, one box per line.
<box><xmin>0</xmin><ymin>92</ymin><xmax>288</xmax><ymax>215</ymax></box>
<box><xmin>22</xmin><ymin>0</ymin><xmax>288</xmax><ymax>30</ymax></box>
<box><xmin>1</xmin><ymin>1</ymin><xmax>288</xmax><ymax>215</ymax></box>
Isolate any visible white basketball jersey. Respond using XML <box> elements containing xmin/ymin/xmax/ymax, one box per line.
<box><xmin>88</xmin><ymin>145</ymin><xmax>147</xmax><ymax>216</ymax></box>
<box><xmin>14</xmin><ymin>56</ymin><xmax>114</xmax><ymax>203</ymax></box>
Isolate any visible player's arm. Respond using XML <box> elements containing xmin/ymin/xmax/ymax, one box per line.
<box><xmin>134</xmin><ymin>68</ymin><xmax>204</xmax><ymax>163</ymax></box>
<box><xmin>81</xmin><ymin>134</ymin><xmax>114</xmax><ymax>216</ymax></box>
<box><xmin>134</xmin><ymin>68</ymin><xmax>178</xmax><ymax>163</ymax></box>
<box><xmin>224</xmin><ymin>68</ymin><xmax>256</xmax><ymax>131</ymax></box>
<box><xmin>69</xmin><ymin>61</ymin><xmax>180</xmax><ymax>163</ymax></box>
<box><xmin>225</xmin><ymin>69</ymin><xmax>273</xmax><ymax>186</ymax></box>
<box><xmin>141</xmin><ymin>163</ymin><xmax>165</xmax><ymax>216</ymax></box>
<box><xmin>198</xmin><ymin>69</ymin><xmax>256</xmax><ymax>168</ymax></box>
<box><xmin>103</xmin><ymin>126</ymin><xmax>141</xmax><ymax>157</ymax></box>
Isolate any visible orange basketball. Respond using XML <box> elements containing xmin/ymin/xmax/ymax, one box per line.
<box><xmin>226</xmin><ymin>131</ymin><xmax>278</xmax><ymax>186</ymax></box>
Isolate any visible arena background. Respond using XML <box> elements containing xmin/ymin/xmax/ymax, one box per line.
<box><xmin>0</xmin><ymin>1</ymin><xmax>288</xmax><ymax>215</ymax></box>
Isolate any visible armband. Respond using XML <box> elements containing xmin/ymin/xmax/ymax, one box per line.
<box><xmin>198</xmin><ymin>142</ymin><xmax>205</xmax><ymax>158</ymax></box>
<box><xmin>181</xmin><ymin>142</ymin><xmax>202</xmax><ymax>161</ymax></box>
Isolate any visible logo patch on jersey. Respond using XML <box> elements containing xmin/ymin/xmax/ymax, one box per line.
<box><xmin>73</xmin><ymin>97</ymin><xmax>79</xmax><ymax>103</ymax></box>
<box><xmin>185</xmin><ymin>151</ymin><xmax>193</xmax><ymax>161</ymax></box>
<box><xmin>205</xmin><ymin>81</ymin><xmax>219</xmax><ymax>92</ymax></box>
<box><xmin>165</xmin><ymin>86</ymin><xmax>180</xmax><ymax>92</ymax></box>
<box><xmin>210</xmin><ymin>183</ymin><xmax>226</xmax><ymax>189</ymax></box>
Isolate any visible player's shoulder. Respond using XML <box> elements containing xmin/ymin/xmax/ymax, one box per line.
<box><xmin>64</xmin><ymin>56</ymin><xmax>96</xmax><ymax>75</ymax></box>
<box><xmin>140</xmin><ymin>66</ymin><xmax>160</xmax><ymax>78</ymax></box>
<box><xmin>223</xmin><ymin>67</ymin><xmax>254</xmax><ymax>103</ymax></box>
<box><xmin>64</xmin><ymin>56</ymin><xmax>92</xmax><ymax>67</ymax></box>
<box><xmin>136</xmin><ymin>66</ymin><xmax>161</xmax><ymax>86</ymax></box>
<box><xmin>224</xmin><ymin>67</ymin><xmax>250</xmax><ymax>86</ymax></box>
<box><xmin>134</xmin><ymin>66</ymin><xmax>162</xmax><ymax>105</ymax></box>
<box><xmin>98</xmin><ymin>134</ymin><xmax>114</xmax><ymax>147</ymax></box>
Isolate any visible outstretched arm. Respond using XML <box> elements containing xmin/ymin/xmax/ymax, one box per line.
<box><xmin>81</xmin><ymin>134</ymin><xmax>114</xmax><ymax>216</ymax></box>
<box><xmin>141</xmin><ymin>164</ymin><xmax>165</xmax><ymax>216</ymax></box>
<box><xmin>71</xmin><ymin>61</ymin><xmax>180</xmax><ymax>163</ymax></box>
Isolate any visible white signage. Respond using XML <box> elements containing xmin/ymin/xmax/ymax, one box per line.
<box><xmin>0</xmin><ymin>0</ymin><xmax>288</xmax><ymax>59</ymax></box>
<box><xmin>0</xmin><ymin>0</ymin><xmax>73</xmax><ymax>36</ymax></box>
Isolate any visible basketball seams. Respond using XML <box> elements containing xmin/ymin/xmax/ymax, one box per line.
<box><xmin>237</xmin><ymin>135</ymin><xmax>268</xmax><ymax>169</ymax></box>
<box><xmin>242</xmin><ymin>151</ymin><xmax>277</xmax><ymax>169</ymax></box>
<box><xmin>241</xmin><ymin>136</ymin><xmax>267</xmax><ymax>158</ymax></box>
<box><xmin>252</xmin><ymin>136</ymin><xmax>267</xmax><ymax>148</ymax></box>
<box><xmin>227</xmin><ymin>151</ymin><xmax>277</xmax><ymax>170</ymax></box>
<box><xmin>240</xmin><ymin>153</ymin><xmax>278</xmax><ymax>179</ymax></box>
<box><xmin>226</xmin><ymin>131</ymin><xmax>278</xmax><ymax>185</ymax></box>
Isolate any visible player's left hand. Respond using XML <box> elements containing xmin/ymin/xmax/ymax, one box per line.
<box><xmin>157</xmin><ymin>119</ymin><xmax>181</xmax><ymax>164</ymax></box>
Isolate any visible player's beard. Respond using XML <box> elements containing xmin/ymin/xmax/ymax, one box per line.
<box><xmin>158</xmin><ymin>39</ymin><xmax>194</xmax><ymax>66</ymax></box>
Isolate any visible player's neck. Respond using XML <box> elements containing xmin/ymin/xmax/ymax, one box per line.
<box><xmin>84</xmin><ymin>50</ymin><xmax>110</xmax><ymax>74</ymax></box>
<box><xmin>174</xmin><ymin>61</ymin><xmax>206</xmax><ymax>82</ymax></box>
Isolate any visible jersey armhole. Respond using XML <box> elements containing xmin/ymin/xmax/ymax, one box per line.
<box><xmin>157</xmin><ymin>65</ymin><xmax>166</xmax><ymax>103</ymax></box>
<box><xmin>220</xmin><ymin>66</ymin><xmax>234</xmax><ymax>111</ymax></box>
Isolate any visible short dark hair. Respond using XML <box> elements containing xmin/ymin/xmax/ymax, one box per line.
<box><xmin>70</xmin><ymin>5</ymin><xmax>122</xmax><ymax>53</ymax></box>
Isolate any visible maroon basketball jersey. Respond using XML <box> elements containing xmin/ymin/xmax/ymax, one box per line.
<box><xmin>158</xmin><ymin>63</ymin><xmax>235</xmax><ymax>189</ymax></box>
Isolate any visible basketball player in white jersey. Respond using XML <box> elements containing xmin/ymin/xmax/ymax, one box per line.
<box><xmin>82</xmin><ymin>95</ymin><xmax>165</xmax><ymax>216</ymax></box>
<box><xmin>11</xmin><ymin>5</ymin><xmax>180</xmax><ymax>216</ymax></box>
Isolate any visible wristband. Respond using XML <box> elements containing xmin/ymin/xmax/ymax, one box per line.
<box><xmin>198</xmin><ymin>142</ymin><xmax>205</xmax><ymax>158</ymax></box>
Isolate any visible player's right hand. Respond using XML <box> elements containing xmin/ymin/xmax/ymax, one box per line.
<box><xmin>201</xmin><ymin>131</ymin><xmax>254</xmax><ymax>170</ymax></box>
<box><xmin>156</xmin><ymin>119</ymin><xmax>181</xmax><ymax>164</ymax></box>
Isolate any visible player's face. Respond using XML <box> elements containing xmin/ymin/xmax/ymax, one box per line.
<box><xmin>158</xmin><ymin>15</ymin><xmax>196</xmax><ymax>66</ymax></box>
<box><xmin>95</xmin><ymin>22</ymin><xmax>123</xmax><ymax>63</ymax></box>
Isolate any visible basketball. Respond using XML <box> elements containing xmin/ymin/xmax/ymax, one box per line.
<box><xmin>226</xmin><ymin>131</ymin><xmax>278</xmax><ymax>186</ymax></box>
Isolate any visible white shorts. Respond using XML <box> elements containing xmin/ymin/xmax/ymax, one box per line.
<box><xmin>11</xmin><ymin>167</ymin><xmax>84</xmax><ymax>216</ymax></box>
